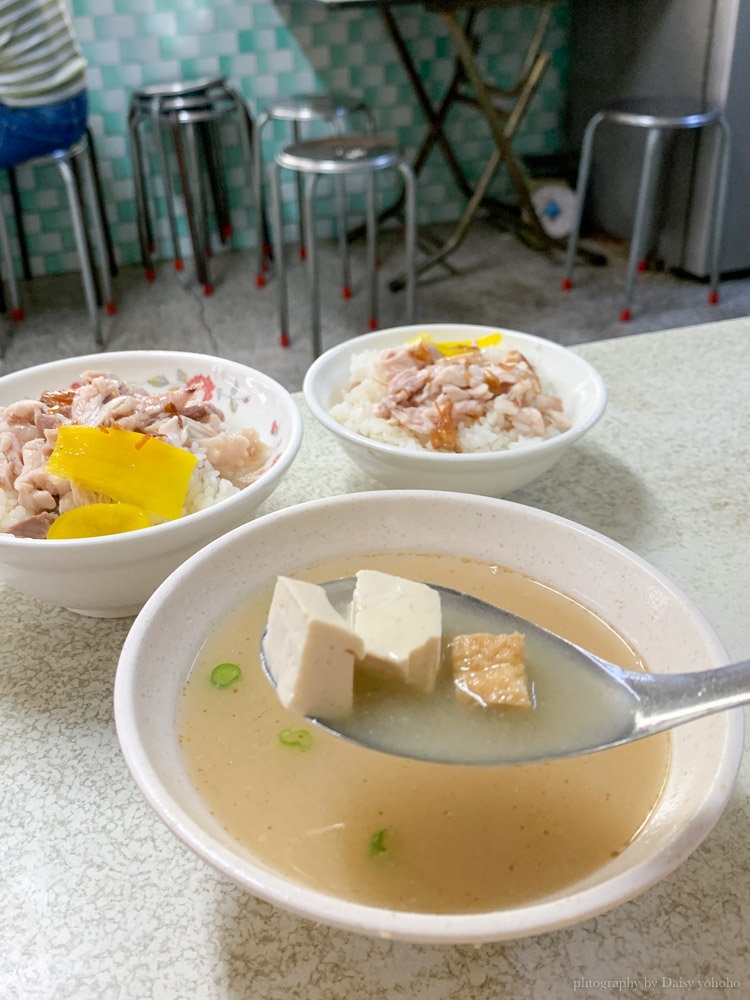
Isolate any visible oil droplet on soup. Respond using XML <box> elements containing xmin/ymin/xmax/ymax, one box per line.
<box><xmin>179</xmin><ymin>553</ymin><xmax>670</xmax><ymax>914</ymax></box>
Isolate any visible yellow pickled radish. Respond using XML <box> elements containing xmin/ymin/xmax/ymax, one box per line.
<box><xmin>405</xmin><ymin>332</ymin><xmax>502</xmax><ymax>356</ymax></box>
<box><xmin>45</xmin><ymin>425</ymin><xmax>197</xmax><ymax>520</ymax></box>
<box><xmin>47</xmin><ymin>502</ymin><xmax>151</xmax><ymax>539</ymax></box>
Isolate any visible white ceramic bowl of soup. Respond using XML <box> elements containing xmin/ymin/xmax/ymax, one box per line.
<box><xmin>0</xmin><ymin>350</ymin><xmax>302</xmax><ymax>616</ymax></box>
<box><xmin>114</xmin><ymin>491</ymin><xmax>743</xmax><ymax>943</ymax></box>
<box><xmin>302</xmin><ymin>324</ymin><xmax>607</xmax><ymax>496</ymax></box>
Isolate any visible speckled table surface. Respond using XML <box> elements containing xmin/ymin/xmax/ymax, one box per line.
<box><xmin>2</xmin><ymin>320</ymin><xmax>749</xmax><ymax>1000</ymax></box>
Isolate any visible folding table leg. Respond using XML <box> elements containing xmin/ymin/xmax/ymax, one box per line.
<box><xmin>380</xmin><ymin>7</ymin><xmax>473</xmax><ymax>199</ymax></box>
<box><xmin>442</xmin><ymin>10</ymin><xmax>549</xmax><ymax>246</ymax></box>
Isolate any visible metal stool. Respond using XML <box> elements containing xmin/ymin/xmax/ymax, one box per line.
<box><xmin>0</xmin><ymin>137</ymin><xmax>113</xmax><ymax>351</ymax></box>
<box><xmin>255</xmin><ymin>93</ymin><xmax>375</xmax><ymax>293</ymax></box>
<box><xmin>128</xmin><ymin>76</ymin><xmax>256</xmax><ymax>295</ymax></box>
<box><xmin>562</xmin><ymin>97</ymin><xmax>731</xmax><ymax>322</ymax></box>
<box><xmin>270</xmin><ymin>135</ymin><xmax>416</xmax><ymax>356</ymax></box>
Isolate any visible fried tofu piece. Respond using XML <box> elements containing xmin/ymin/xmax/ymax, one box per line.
<box><xmin>451</xmin><ymin>631</ymin><xmax>532</xmax><ymax>708</ymax></box>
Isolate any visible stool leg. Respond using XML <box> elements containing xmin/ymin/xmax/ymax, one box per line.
<box><xmin>270</xmin><ymin>160</ymin><xmax>289</xmax><ymax>347</ymax></box>
<box><xmin>86</xmin><ymin>127</ymin><xmax>118</xmax><ymax>278</ymax></box>
<box><xmin>57</xmin><ymin>160</ymin><xmax>102</xmax><ymax>346</ymax></box>
<box><xmin>80</xmin><ymin>148</ymin><xmax>116</xmax><ymax>315</ymax></box>
<box><xmin>621</xmin><ymin>126</ymin><xmax>663</xmax><ymax>322</ymax></box>
<box><xmin>69</xmin><ymin>156</ymin><xmax>103</xmax><ymax>308</ymax></box>
<box><xmin>0</xmin><ymin>191</ymin><xmax>23</xmax><ymax>320</ymax></box>
<box><xmin>152</xmin><ymin>106</ymin><xmax>183</xmax><ymax>271</ymax></box>
<box><xmin>181</xmin><ymin>119</ymin><xmax>212</xmax><ymax>295</ymax></box>
<box><xmin>193</xmin><ymin>131</ymin><xmax>213</xmax><ymax>259</ymax></box>
<box><xmin>331</xmin><ymin>117</ymin><xmax>351</xmax><ymax>298</ymax></box>
<box><xmin>304</xmin><ymin>172</ymin><xmax>322</xmax><ymax>356</ymax></box>
<box><xmin>240</xmin><ymin>102</ymin><xmax>270</xmax><ymax>255</ymax></box>
<box><xmin>293</xmin><ymin>121</ymin><xmax>307</xmax><ymax>260</ymax></box>
<box><xmin>562</xmin><ymin>112</ymin><xmax>603</xmax><ymax>289</ymax></box>
<box><xmin>254</xmin><ymin>112</ymin><xmax>270</xmax><ymax>286</ymax></box>
<box><xmin>129</xmin><ymin>110</ymin><xmax>155</xmax><ymax>279</ymax></box>
<box><xmin>335</xmin><ymin>175</ymin><xmax>352</xmax><ymax>298</ymax></box>
<box><xmin>399</xmin><ymin>161</ymin><xmax>417</xmax><ymax>323</ymax></box>
<box><xmin>708</xmin><ymin>115</ymin><xmax>731</xmax><ymax>305</ymax></box>
<box><xmin>7</xmin><ymin>168</ymin><xmax>31</xmax><ymax>281</ymax></box>
<box><xmin>200</xmin><ymin>120</ymin><xmax>231</xmax><ymax>243</ymax></box>
<box><xmin>366</xmin><ymin>172</ymin><xmax>378</xmax><ymax>331</ymax></box>
<box><xmin>362</xmin><ymin>107</ymin><xmax>376</xmax><ymax>135</ymax></box>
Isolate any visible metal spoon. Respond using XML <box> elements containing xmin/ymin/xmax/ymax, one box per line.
<box><xmin>260</xmin><ymin>578</ymin><xmax>749</xmax><ymax>766</ymax></box>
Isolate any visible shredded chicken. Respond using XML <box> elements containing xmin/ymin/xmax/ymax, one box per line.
<box><xmin>364</xmin><ymin>341</ymin><xmax>571</xmax><ymax>452</ymax></box>
<box><xmin>0</xmin><ymin>371</ymin><xmax>271</xmax><ymax>536</ymax></box>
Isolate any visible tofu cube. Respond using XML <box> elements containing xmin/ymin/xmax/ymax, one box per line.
<box><xmin>264</xmin><ymin>576</ymin><xmax>364</xmax><ymax>719</ymax></box>
<box><xmin>350</xmin><ymin>570</ymin><xmax>442</xmax><ymax>691</ymax></box>
<box><xmin>451</xmin><ymin>632</ymin><xmax>531</xmax><ymax>708</ymax></box>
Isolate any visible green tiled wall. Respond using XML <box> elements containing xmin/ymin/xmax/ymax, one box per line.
<box><xmin>5</xmin><ymin>0</ymin><xmax>569</xmax><ymax>277</ymax></box>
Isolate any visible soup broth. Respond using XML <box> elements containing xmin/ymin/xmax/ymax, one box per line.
<box><xmin>179</xmin><ymin>553</ymin><xmax>670</xmax><ymax>914</ymax></box>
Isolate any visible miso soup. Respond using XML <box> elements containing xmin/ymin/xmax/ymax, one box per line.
<box><xmin>179</xmin><ymin>552</ymin><xmax>670</xmax><ymax>914</ymax></box>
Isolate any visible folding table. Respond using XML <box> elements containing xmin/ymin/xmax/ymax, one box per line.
<box><xmin>288</xmin><ymin>0</ymin><xmax>583</xmax><ymax>285</ymax></box>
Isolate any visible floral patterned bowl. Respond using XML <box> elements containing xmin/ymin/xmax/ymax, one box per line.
<box><xmin>0</xmin><ymin>351</ymin><xmax>303</xmax><ymax>616</ymax></box>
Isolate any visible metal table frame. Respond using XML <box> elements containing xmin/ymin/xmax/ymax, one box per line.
<box><xmin>290</xmin><ymin>0</ymin><xmax>577</xmax><ymax>285</ymax></box>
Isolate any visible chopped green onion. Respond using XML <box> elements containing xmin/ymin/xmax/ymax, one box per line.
<box><xmin>369</xmin><ymin>828</ymin><xmax>389</xmax><ymax>856</ymax></box>
<box><xmin>210</xmin><ymin>662</ymin><xmax>241</xmax><ymax>688</ymax></box>
<box><xmin>278</xmin><ymin>727</ymin><xmax>313</xmax><ymax>749</ymax></box>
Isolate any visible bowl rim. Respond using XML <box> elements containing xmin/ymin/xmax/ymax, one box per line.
<box><xmin>302</xmin><ymin>324</ymin><xmax>608</xmax><ymax>464</ymax></box>
<box><xmin>113</xmin><ymin>490</ymin><xmax>745</xmax><ymax>944</ymax></box>
<box><xmin>0</xmin><ymin>349</ymin><xmax>303</xmax><ymax>550</ymax></box>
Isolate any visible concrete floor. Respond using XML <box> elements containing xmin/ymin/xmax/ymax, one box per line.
<box><xmin>2</xmin><ymin>218</ymin><xmax>749</xmax><ymax>391</ymax></box>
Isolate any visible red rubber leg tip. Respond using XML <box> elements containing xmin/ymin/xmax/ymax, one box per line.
<box><xmin>145</xmin><ymin>268</ymin><xmax>156</xmax><ymax>282</ymax></box>
<box><xmin>206</xmin><ymin>247</ymin><xmax>213</xmax><ymax>258</ymax></box>
<box><xmin>280</xmin><ymin>332</ymin><xmax>290</xmax><ymax>348</ymax></box>
<box><xmin>561</xmin><ymin>277</ymin><xmax>572</xmax><ymax>291</ymax></box>
<box><xmin>174</xmin><ymin>259</ymin><xmax>184</xmax><ymax>272</ymax></box>
<box><xmin>256</xmin><ymin>274</ymin><xmax>266</xmax><ymax>288</ymax></box>
<box><xmin>106</xmin><ymin>302</ymin><xmax>117</xmax><ymax>316</ymax></box>
<box><xmin>342</xmin><ymin>286</ymin><xmax>352</xmax><ymax>299</ymax></box>
<box><xmin>148</xmin><ymin>241</ymin><xmax>156</xmax><ymax>253</ymax></box>
<box><xmin>224</xmin><ymin>224</ymin><xmax>233</xmax><ymax>237</ymax></box>
<box><xmin>11</xmin><ymin>307</ymin><xmax>24</xmax><ymax>321</ymax></box>
<box><xmin>620</xmin><ymin>308</ymin><xmax>632</xmax><ymax>322</ymax></box>
<box><xmin>299</xmin><ymin>246</ymin><xmax>307</xmax><ymax>261</ymax></box>
<box><xmin>203</xmin><ymin>283</ymin><xmax>214</xmax><ymax>297</ymax></box>
<box><xmin>262</xmin><ymin>242</ymin><xmax>271</xmax><ymax>256</ymax></box>
<box><xmin>375</xmin><ymin>258</ymin><xmax>382</xmax><ymax>270</ymax></box>
<box><xmin>368</xmin><ymin>318</ymin><xmax>378</xmax><ymax>331</ymax></box>
<box><xmin>637</xmin><ymin>260</ymin><xmax>648</xmax><ymax>273</ymax></box>
<box><xmin>708</xmin><ymin>291</ymin><xmax>719</xmax><ymax>305</ymax></box>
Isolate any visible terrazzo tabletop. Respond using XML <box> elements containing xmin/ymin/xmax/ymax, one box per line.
<box><xmin>2</xmin><ymin>319</ymin><xmax>749</xmax><ymax>1000</ymax></box>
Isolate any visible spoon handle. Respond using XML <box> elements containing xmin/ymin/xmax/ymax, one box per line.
<box><xmin>629</xmin><ymin>658</ymin><xmax>750</xmax><ymax>736</ymax></box>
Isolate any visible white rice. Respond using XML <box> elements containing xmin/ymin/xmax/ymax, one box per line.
<box><xmin>330</xmin><ymin>347</ymin><xmax>566</xmax><ymax>454</ymax></box>
<box><xmin>0</xmin><ymin>488</ymin><xmax>28</xmax><ymax>533</ymax></box>
<box><xmin>183</xmin><ymin>450</ymin><xmax>240</xmax><ymax>516</ymax></box>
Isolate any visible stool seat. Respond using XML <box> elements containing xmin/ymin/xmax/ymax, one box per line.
<box><xmin>265</xmin><ymin>93</ymin><xmax>370</xmax><ymax>123</ymax></box>
<box><xmin>597</xmin><ymin>97</ymin><xmax>722</xmax><ymax>130</ymax></box>
<box><xmin>277</xmin><ymin>136</ymin><xmax>403</xmax><ymax>175</ymax></box>
<box><xmin>133</xmin><ymin>76</ymin><xmax>226</xmax><ymax>101</ymax></box>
